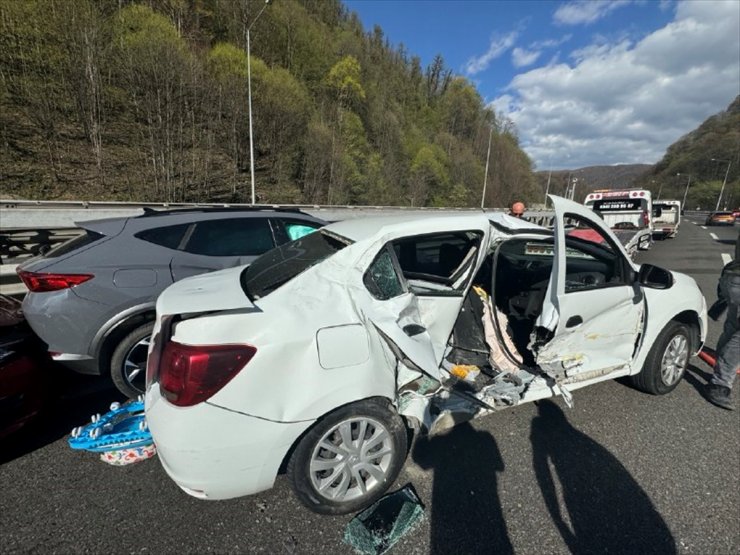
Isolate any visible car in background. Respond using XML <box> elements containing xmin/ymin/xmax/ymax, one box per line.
<box><xmin>145</xmin><ymin>196</ymin><xmax>706</xmax><ymax>515</ymax></box>
<box><xmin>732</xmin><ymin>208</ymin><xmax>740</xmax><ymax>221</ymax></box>
<box><xmin>0</xmin><ymin>294</ymin><xmax>52</xmax><ymax>441</ymax></box>
<box><xmin>705</xmin><ymin>211</ymin><xmax>736</xmax><ymax>226</ymax></box>
<box><xmin>17</xmin><ymin>208</ymin><xmax>325</xmax><ymax>398</ymax></box>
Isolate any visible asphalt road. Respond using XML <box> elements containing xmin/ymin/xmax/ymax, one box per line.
<box><xmin>1</xmin><ymin>217</ymin><xmax>738</xmax><ymax>555</ymax></box>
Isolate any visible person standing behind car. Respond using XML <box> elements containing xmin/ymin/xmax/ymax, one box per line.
<box><xmin>509</xmin><ymin>201</ymin><xmax>525</xmax><ymax>218</ymax></box>
<box><xmin>705</xmin><ymin>233</ymin><xmax>740</xmax><ymax>410</ymax></box>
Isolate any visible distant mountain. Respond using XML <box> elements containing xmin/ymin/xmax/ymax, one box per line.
<box><xmin>535</xmin><ymin>164</ymin><xmax>652</xmax><ymax>202</ymax></box>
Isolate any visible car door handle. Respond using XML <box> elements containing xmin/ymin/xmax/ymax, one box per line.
<box><xmin>566</xmin><ymin>316</ymin><xmax>583</xmax><ymax>328</ymax></box>
<box><xmin>403</xmin><ymin>324</ymin><xmax>426</xmax><ymax>337</ymax></box>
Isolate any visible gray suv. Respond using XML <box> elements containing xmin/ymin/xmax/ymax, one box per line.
<box><xmin>18</xmin><ymin>207</ymin><xmax>325</xmax><ymax>397</ymax></box>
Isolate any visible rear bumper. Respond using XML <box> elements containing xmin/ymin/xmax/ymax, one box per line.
<box><xmin>21</xmin><ymin>290</ymin><xmax>102</xmax><ymax>366</ymax></box>
<box><xmin>145</xmin><ymin>387</ymin><xmax>314</xmax><ymax>500</ymax></box>
<box><xmin>50</xmin><ymin>353</ymin><xmax>99</xmax><ymax>375</ymax></box>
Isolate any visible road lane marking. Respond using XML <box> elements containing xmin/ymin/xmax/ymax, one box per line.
<box><xmin>701</xmin><ymin>226</ymin><xmax>707</xmax><ymax>230</ymax></box>
<box><xmin>721</xmin><ymin>253</ymin><xmax>732</xmax><ymax>265</ymax></box>
<box><xmin>710</xmin><ymin>233</ymin><xmax>719</xmax><ymax>240</ymax></box>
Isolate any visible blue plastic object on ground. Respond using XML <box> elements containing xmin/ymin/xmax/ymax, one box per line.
<box><xmin>68</xmin><ymin>399</ymin><xmax>152</xmax><ymax>453</ymax></box>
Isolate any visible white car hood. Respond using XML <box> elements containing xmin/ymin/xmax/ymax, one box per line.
<box><xmin>156</xmin><ymin>265</ymin><xmax>255</xmax><ymax>316</ymax></box>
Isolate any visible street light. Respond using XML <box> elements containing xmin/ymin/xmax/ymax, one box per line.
<box><xmin>481</xmin><ymin>126</ymin><xmax>493</xmax><ymax>208</ymax></box>
<box><xmin>677</xmin><ymin>173</ymin><xmax>691</xmax><ymax>209</ymax></box>
<box><xmin>247</xmin><ymin>0</ymin><xmax>271</xmax><ymax>205</ymax></box>
<box><xmin>711</xmin><ymin>158</ymin><xmax>731</xmax><ymax>211</ymax></box>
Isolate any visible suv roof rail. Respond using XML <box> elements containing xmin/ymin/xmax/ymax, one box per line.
<box><xmin>137</xmin><ymin>205</ymin><xmax>309</xmax><ymax>217</ymax></box>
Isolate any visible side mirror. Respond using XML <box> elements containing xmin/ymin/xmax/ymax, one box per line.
<box><xmin>637</xmin><ymin>263</ymin><xmax>674</xmax><ymax>289</ymax></box>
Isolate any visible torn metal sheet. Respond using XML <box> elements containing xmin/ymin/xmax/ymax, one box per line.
<box><xmin>343</xmin><ymin>484</ymin><xmax>425</xmax><ymax>555</ymax></box>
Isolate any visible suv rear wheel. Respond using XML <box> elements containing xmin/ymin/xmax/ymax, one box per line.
<box><xmin>110</xmin><ymin>322</ymin><xmax>154</xmax><ymax>398</ymax></box>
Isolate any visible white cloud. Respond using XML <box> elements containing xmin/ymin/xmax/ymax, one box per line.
<box><xmin>464</xmin><ymin>32</ymin><xmax>518</xmax><ymax>75</ymax></box>
<box><xmin>493</xmin><ymin>0</ymin><xmax>740</xmax><ymax>170</ymax></box>
<box><xmin>512</xmin><ymin>47</ymin><xmax>541</xmax><ymax>68</ymax></box>
<box><xmin>554</xmin><ymin>0</ymin><xmax>632</xmax><ymax>26</ymax></box>
<box><xmin>531</xmin><ymin>34</ymin><xmax>573</xmax><ymax>49</ymax></box>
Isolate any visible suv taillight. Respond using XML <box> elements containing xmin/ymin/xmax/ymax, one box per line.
<box><xmin>158</xmin><ymin>341</ymin><xmax>256</xmax><ymax>407</ymax></box>
<box><xmin>17</xmin><ymin>269</ymin><xmax>94</xmax><ymax>292</ymax></box>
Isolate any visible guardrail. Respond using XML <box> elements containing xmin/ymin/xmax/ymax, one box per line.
<box><xmin>0</xmin><ymin>227</ymin><xmax>83</xmax><ymax>264</ymax></box>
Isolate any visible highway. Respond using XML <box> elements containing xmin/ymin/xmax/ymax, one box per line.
<box><xmin>1</xmin><ymin>216</ymin><xmax>738</xmax><ymax>554</ymax></box>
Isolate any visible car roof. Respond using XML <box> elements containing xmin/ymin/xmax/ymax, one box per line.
<box><xmin>324</xmin><ymin>211</ymin><xmax>542</xmax><ymax>242</ymax></box>
<box><xmin>76</xmin><ymin>208</ymin><xmax>325</xmax><ymax>234</ymax></box>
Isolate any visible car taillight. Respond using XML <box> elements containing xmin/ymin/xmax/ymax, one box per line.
<box><xmin>642</xmin><ymin>210</ymin><xmax>650</xmax><ymax>227</ymax></box>
<box><xmin>158</xmin><ymin>341</ymin><xmax>256</xmax><ymax>407</ymax></box>
<box><xmin>17</xmin><ymin>269</ymin><xmax>93</xmax><ymax>292</ymax></box>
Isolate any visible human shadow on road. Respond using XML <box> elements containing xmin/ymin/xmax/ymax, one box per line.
<box><xmin>412</xmin><ymin>422</ymin><xmax>512</xmax><ymax>555</ymax></box>
<box><xmin>530</xmin><ymin>400</ymin><xmax>676</xmax><ymax>555</ymax></box>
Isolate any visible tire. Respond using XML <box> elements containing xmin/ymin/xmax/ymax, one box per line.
<box><xmin>287</xmin><ymin>398</ymin><xmax>407</xmax><ymax>515</ymax></box>
<box><xmin>110</xmin><ymin>322</ymin><xmax>154</xmax><ymax>399</ymax></box>
<box><xmin>630</xmin><ymin>321</ymin><xmax>691</xmax><ymax>395</ymax></box>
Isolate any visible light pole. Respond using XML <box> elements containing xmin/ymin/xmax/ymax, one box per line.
<box><xmin>481</xmin><ymin>126</ymin><xmax>493</xmax><ymax>208</ymax></box>
<box><xmin>247</xmin><ymin>0</ymin><xmax>270</xmax><ymax>205</ymax></box>
<box><xmin>711</xmin><ymin>158</ymin><xmax>731</xmax><ymax>211</ymax></box>
<box><xmin>678</xmin><ymin>173</ymin><xmax>691</xmax><ymax>209</ymax></box>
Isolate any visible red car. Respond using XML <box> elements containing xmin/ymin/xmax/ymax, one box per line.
<box><xmin>0</xmin><ymin>295</ymin><xmax>52</xmax><ymax>441</ymax></box>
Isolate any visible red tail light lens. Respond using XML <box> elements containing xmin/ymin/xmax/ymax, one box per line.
<box><xmin>17</xmin><ymin>269</ymin><xmax>93</xmax><ymax>292</ymax></box>
<box><xmin>642</xmin><ymin>210</ymin><xmax>650</xmax><ymax>227</ymax></box>
<box><xmin>159</xmin><ymin>342</ymin><xmax>256</xmax><ymax>407</ymax></box>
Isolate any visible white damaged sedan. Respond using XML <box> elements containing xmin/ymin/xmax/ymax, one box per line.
<box><xmin>145</xmin><ymin>196</ymin><xmax>706</xmax><ymax>514</ymax></box>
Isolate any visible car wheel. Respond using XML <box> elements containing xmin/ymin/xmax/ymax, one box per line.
<box><xmin>630</xmin><ymin>321</ymin><xmax>691</xmax><ymax>395</ymax></box>
<box><xmin>287</xmin><ymin>398</ymin><xmax>407</xmax><ymax>515</ymax></box>
<box><xmin>110</xmin><ymin>322</ymin><xmax>154</xmax><ymax>399</ymax></box>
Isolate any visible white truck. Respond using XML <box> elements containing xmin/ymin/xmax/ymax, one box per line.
<box><xmin>652</xmin><ymin>200</ymin><xmax>681</xmax><ymax>239</ymax></box>
<box><xmin>584</xmin><ymin>189</ymin><xmax>653</xmax><ymax>257</ymax></box>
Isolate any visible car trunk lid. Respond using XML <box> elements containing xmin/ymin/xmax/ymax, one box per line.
<box><xmin>155</xmin><ymin>265</ymin><xmax>256</xmax><ymax>316</ymax></box>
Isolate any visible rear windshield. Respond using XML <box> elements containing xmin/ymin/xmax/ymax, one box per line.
<box><xmin>241</xmin><ymin>230</ymin><xmax>352</xmax><ymax>300</ymax></box>
<box><xmin>44</xmin><ymin>230</ymin><xmax>104</xmax><ymax>258</ymax></box>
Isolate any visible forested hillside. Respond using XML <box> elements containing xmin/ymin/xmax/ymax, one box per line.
<box><xmin>638</xmin><ymin>95</ymin><xmax>739</xmax><ymax>210</ymax></box>
<box><xmin>0</xmin><ymin>0</ymin><xmax>539</xmax><ymax>207</ymax></box>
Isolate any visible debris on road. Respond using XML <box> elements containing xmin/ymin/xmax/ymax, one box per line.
<box><xmin>343</xmin><ymin>484</ymin><xmax>424</xmax><ymax>555</ymax></box>
<box><xmin>68</xmin><ymin>399</ymin><xmax>156</xmax><ymax>465</ymax></box>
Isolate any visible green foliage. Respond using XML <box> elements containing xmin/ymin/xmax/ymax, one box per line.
<box><xmin>0</xmin><ymin>0</ymin><xmax>538</xmax><ymax>207</ymax></box>
<box><xmin>640</xmin><ymin>96</ymin><xmax>739</xmax><ymax>209</ymax></box>
<box><xmin>326</xmin><ymin>55</ymin><xmax>366</xmax><ymax>106</ymax></box>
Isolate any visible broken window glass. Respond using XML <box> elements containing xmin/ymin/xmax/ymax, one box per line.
<box><xmin>364</xmin><ymin>249</ymin><xmax>404</xmax><ymax>300</ymax></box>
<box><xmin>343</xmin><ymin>484</ymin><xmax>425</xmax><ymax>555</ymax></box>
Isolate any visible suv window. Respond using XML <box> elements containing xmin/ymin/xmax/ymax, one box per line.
<box><xmin>184</xmin><ymin>218</ymin><xmax>274</xmax><ymax>257</ymax></box>
<box><xmin>44</xmin><ymin>230</ymin><xmax>104</xmax><ymax>258</ymax></box>
<box><xmin>274</xmin><ymin>219</ymin><xmax>323</xmax><ymax>244</ymax></box>
<box><xmin>135</xmin><ymin>224</ymin><xmax>190</xmax><ymax>250</ymax></box>
<box><xmin>241</xmin><ymin>230</ymin><xmax>352</xmax><ymax>300</ymax></box>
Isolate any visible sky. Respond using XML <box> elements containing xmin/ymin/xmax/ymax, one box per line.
<box><xmin>344</xmin><ymin>0</ymin><xmax>740</xmax><ymax>170</ymax></box>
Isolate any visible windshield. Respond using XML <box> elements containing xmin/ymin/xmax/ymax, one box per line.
<box><xmin>241</xmin><ymin>230</ymin><xmax>353</xmax><ymax>300</ymax></box>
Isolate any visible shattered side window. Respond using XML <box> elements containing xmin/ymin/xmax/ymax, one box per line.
<box><xmin>364</xmin><ymin>248</ymin><xmax>405</xmax><ymax>300</ymax></box>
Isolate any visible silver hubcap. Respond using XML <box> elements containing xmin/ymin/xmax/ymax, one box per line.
<box><xmin>660</xmin><ymin>334</ymin><xmax>688</xmax><ymax>385</ymax></box>
<box><xmin>309</xmin><ymin>417</ymin><xmax>394</xmax><ymax>502</ymax></box>
<box><xmin>123</xmin><ymin>336</ymin><xmax>151</xmax><ymax>392</ymax></box>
